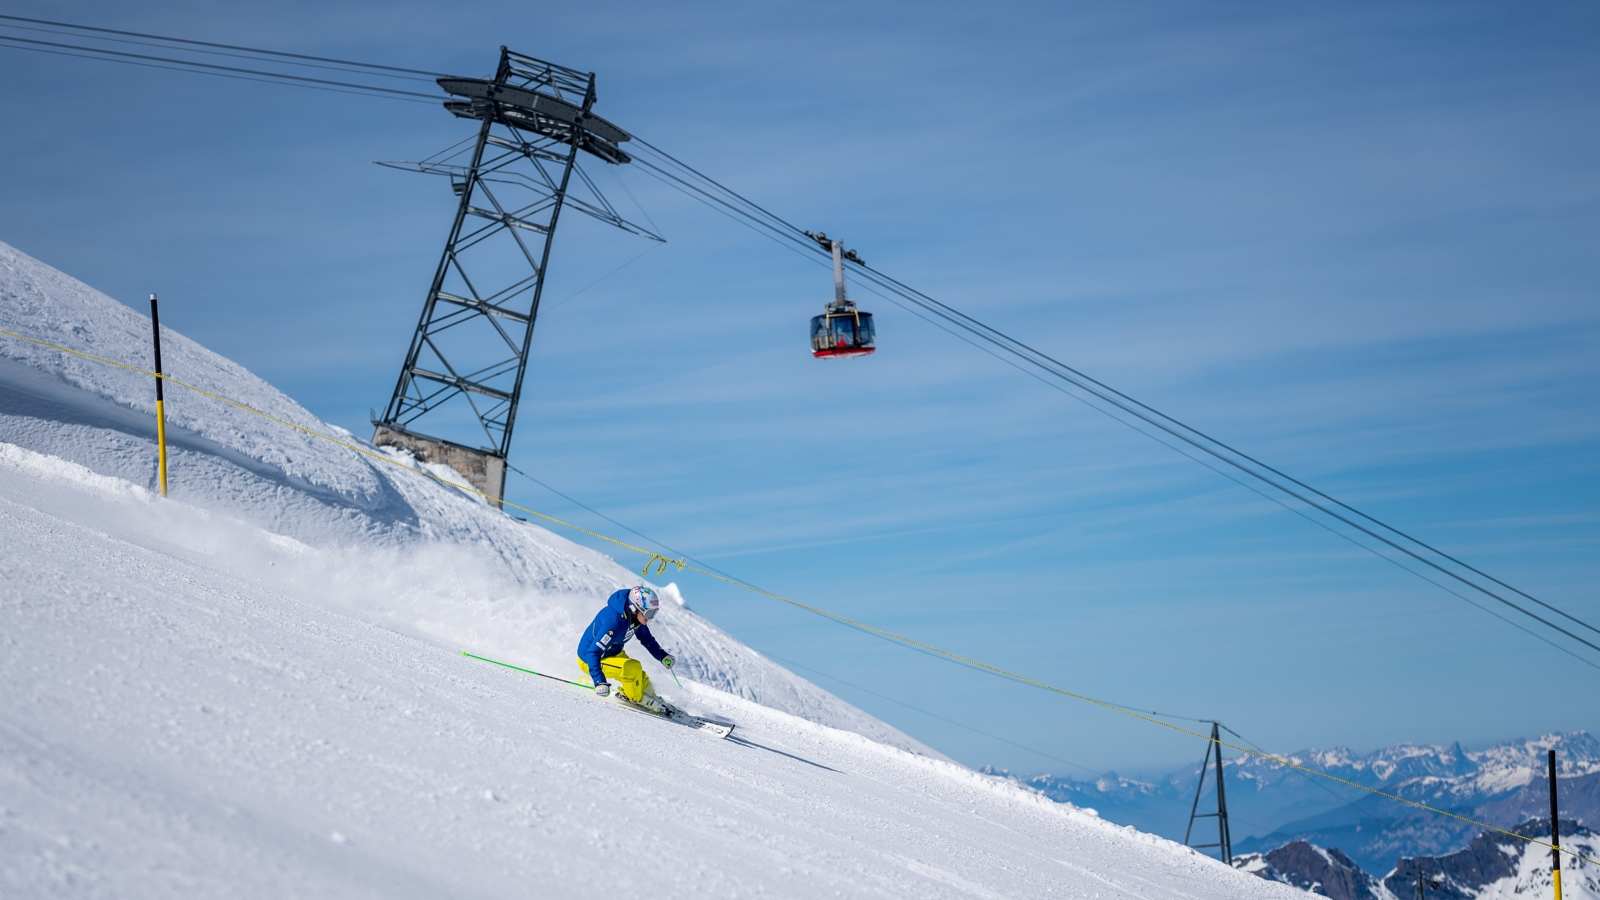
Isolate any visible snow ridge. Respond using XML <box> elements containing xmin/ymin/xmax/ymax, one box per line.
<box><xmin>0</xmin><ymin>237</ymin><xmax>927</xmax><ymax>753</ymax></box>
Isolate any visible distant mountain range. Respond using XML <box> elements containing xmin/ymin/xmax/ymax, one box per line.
<box><xmin>991</xmin><ymin>731</ymin><xmax>1600</xmax><ymax>875</ymax></box>
<box><xmin>1236</xmin><ymin>818</ymin><xmax>1599</xmax><ymax>899</ymax></box>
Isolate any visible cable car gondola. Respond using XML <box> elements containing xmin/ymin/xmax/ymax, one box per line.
<box><xmin>807</xmin><ymin>231</ymin><xmax>876</xmax><ymax>359</ymax></box>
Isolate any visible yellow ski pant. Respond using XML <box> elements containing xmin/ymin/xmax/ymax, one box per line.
<box><xmin>577</xmin><ymin>653</ymin><xmax>653</xmax><ymax>703</ymax></box>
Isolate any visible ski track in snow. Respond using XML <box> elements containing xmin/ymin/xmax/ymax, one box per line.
<box><xmin>0</xmin><ymin>240</ymin><xmax>1310</xmax><ymax>897</ymax></box>
<box><xmin>0</xmin><ymin>449</ymin><xmax>1307</xmax><ymax>898</ymax></box>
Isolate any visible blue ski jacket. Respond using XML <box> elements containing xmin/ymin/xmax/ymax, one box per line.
<box><xmin>577</xmin><ymin>588</ymin><xmax>668</xmax><ymax>686</ymax></box>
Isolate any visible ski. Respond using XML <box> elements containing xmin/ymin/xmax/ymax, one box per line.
<box><xmin>612</xmin><ymin>697</ymin><xmax>734</xmax><ymax>739</ymax></box>
<box><xmin>461</xmin><ymin>650</ymin><xmax>734</xmax><ymax>739</ymax></box>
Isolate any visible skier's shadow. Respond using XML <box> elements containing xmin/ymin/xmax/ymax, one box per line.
<box><xmin>724</xmin><ymin>735</ymin><xmax>842</xmax><ymax>774</ymax></box>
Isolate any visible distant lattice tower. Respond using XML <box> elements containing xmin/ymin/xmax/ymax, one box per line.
<box><xmin>1184</xmin><ymin>721</ymin><xmax>1233</xmax><ymax>865</ymax></box>
<box><xmin>374</xmin><ymin>47</ymin><xmax>660</xmax><ymax>506</ymax></box>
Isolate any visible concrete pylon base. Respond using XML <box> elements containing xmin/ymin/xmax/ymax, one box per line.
<box><xmin>372</xmin><ymin>423</ymin><xmax>507</xmax><ymax>509</ymax></box>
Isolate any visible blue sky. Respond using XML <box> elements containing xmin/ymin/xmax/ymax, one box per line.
<box><xmin>3</xmin><ymin>0</ymin><xmax>1598</xmax><ymax>776</ymax></box>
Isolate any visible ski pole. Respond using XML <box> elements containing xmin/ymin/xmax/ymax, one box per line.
<box><xmin>462</xmin><ymin>650</ymin><xmax>594</xmax><ymax>689</ymax></box>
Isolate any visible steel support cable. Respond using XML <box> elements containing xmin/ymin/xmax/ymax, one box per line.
<box><xmin>0</xmin><ymin>20</ymin><xmax>1588</xmax><ymax>843</ymax></box>
<box><xmin>627</xmin><ymin>156</ymin><xmax>1028</xmax><ymax>368</ymax></box>
<box><xmin>25</xmin><ymin>12</ymin><xmax>1536</xmax><ymax>666</ymax></box>
<box><xmin>842</xmin><ymin>289</ymin><xmax>1600</xmax><ymax>672</ymax></box>
<box><xmin>627</xmin><ymin>157</ymin><xmax>1188</xmax><ymax>452</ymax></box>
<box><xmin>631</xmin><ymin>137</ymin><xmax>804</xmax><ymax>243</ymax></box>
<box><xmin>629</xmin><ymin>156</ymin><xmax>811</xmax><ymax>252</ymax></box>
<box><xmin>625</xmin><ymin>150</ymin><xmax>1600</xmax><ymax>670</ymax></box>
<box><xmin>0</xmin><ymin>13</ymin><xmax>449</xmax><ymax>78</ymax></box>
<box><xmin>627</xmin><ymin>158</ymin><xmax>1010</xmax><ymax>357</ymax></box>
<box><xmin>0</xmin><ymin>38</ymin><xmax>441</xmax><ymax>106</ymax></box>
<box><xmin>629</xmin><ymin>148</ymin><xmax>1600</xmax><ymax>659</ymax></box>
<box><xmin>628</xmin><ymin>133</ymin><xmax>1600</xmax><ymax>645</ymax></box>
<box><xmin>612</xmin><ymin>166</ymin><xmax>664</xmax><ymax>238</ymax></box>
<box><xmin>847</xmin><ymin>261</ymin><xmax>1600</xmax><ymax>656</ymax></box>
<box><xmin>538</xmin><ymin>245</ymin><xmax>663</xmax><ymax>313</ymax></box>
<box><xmin>852</xmin><ymin>267</ymin><xmax>1600</xmax><ymax>658</ymax></box>
<box><xmin>0</xmin><ymin>34</ymin><xmax>445</xmax><ymax>103</ymax></box>
<box><xmin>0</xmin><ymin>20</ymin><xmax>440</xmax><ymax>83</ymax></box>
<box><xmin>853</xmin><ymin>260</ymin><xmax>1600</xmax><ymax>642</ymax></box>
<box><xmin>1</xmin><ymin>322</ymin><xmax>1594</xmax><ymax>867</ymax></box>
<box><xmin>630</xmin><ymin>154</ymin><xmax>1120</xmax><ymax>383</ymax></box>
<box><xmin>564</xmin><ymin>133</ymin><xmax>1600</xmax><ymax>648</ymax></box>
<box><xmin>15</xmin><ymin>22</ymin><xmax>1587</xmax><ymax>648</ymax></box>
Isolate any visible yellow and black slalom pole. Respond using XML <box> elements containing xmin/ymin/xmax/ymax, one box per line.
<box><xmin>1549</xmin><ymin>748</ymin><xmax>1563</xmax><ymax>899</ymax></box>
<box><xmin>149</xmin><ymin>292</ymin><xmax>168</xmax><ymax>497</ymax></box>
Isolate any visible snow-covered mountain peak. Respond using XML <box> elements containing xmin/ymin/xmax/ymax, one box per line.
<box><xmin>1227</xmin><ymin>731</ymin><xmax>1598</xmax><ymax>796</ymax></box>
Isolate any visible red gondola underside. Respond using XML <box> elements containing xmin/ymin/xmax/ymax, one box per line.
<box><xmin>812</xmin><ymin>344</ymin><xmax>877</xmax><ymax>359</ymax></box>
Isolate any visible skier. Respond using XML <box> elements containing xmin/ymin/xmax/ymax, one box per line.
<box><xmin>577</xmin><ymin>585</ymin><xmax>677</xmax><ymax>714</ymax></box>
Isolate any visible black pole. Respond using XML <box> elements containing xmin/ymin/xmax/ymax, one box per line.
<box><xmin>1550</xmin><ymin>747</ymin><xmax>1563</xmax><ymax>899</ymax></box>
<box><xmin>149</xmin><ymin>293</ymin><xmax>164</xmax><ymax>396</ymax></box>
<box><xmin>1212</xmin><ymin>722</ymin><xmax>1232</xmax><ymax>864</ymax></box>
<box><xmin>149</xmin><ymin>293</ymin><xmax>168</xmax><ymax>497</ymax></box>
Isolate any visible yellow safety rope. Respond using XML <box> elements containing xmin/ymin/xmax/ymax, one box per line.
<box><xmin>641</xmin><ymin>552</ymin><xmax>686</xmax><ymax>578</ymax></box>
<box><xmin>1</xmin><ymin>323</ymin><xmax>1591</xmax><ymax>868</ymax></box>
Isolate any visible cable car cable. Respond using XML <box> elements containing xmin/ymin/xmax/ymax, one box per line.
<box><xmin>627</xmin><ymin>141</ymin><xmax>1600</xmax><ymax>653</ymax></box>
<box><xmin>0</xmin><ymin>33</ymin><xmax>445</xmax><ymax>102</ymax></box>
<box><xmin>635</xmin><ymin>154</ymin><xmax>1600</xmax><ymax>670</ymax></box>
<box><xmin>0</xmin><ymin>13</ymin><xmax>449</xmax><ymax>78</ymax></box>
<box><xmin>854</xmin><ymin>260</ymin><xmax>1600</xmax><ymax>641</ymax></box>
<box><xmin>846</xmin><ymin>264</ymin><xmax>1600</xmax><ymax>659</ymax></box>
<box><xmin>0</xmin><ymin>19</ymin><xmax>441</xmax><ymax>83</ymax></box>
<box><xmin>0</xmin><ymin>37</ymin><xmax>439</xmax><ymax>105</ymax></box>
<box><xmin>6</xmin><ymin>17</ymin><xmax>1595</xmax><ymax>659</ymax></box>
<box><xmin>626</xmin><ymin>141</ymin><xmax>1600</xmax><ymax>663</ymax></box>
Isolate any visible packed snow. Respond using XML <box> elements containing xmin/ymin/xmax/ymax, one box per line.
<box><xmin>0</xmin><ymin>240</ymin><xmax>1310</xmax><ymax>897</ymax></box>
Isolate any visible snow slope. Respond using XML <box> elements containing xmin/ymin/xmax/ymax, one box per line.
<box><xmin>0</xmin><ymin>241</ymin><xmax>1309</xmax><ymax>897</ymax></box>
<box><xmin>0</xmin><ymin>238</ymin><xmax>925</xmax><ymax>753</ymax></box>
<box><xmin>0</xmin><ymin>444</ymin><xmax>1309</xmax><ymax>898</ymax></box>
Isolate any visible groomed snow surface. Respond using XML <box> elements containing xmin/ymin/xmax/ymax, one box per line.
<box><xmin>0</xmin><ymin>240</ymin><xmax>1307</xmax><ymax>897</ymax></box>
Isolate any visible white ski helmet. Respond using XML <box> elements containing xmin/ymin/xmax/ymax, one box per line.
<box><xmin>627</xmin><ymin>585</ymin><xmax>660</xmax><ymax>621</ymax></box>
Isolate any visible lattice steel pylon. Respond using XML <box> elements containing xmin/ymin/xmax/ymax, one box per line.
<box><xmin>1184</xmin><ymin>722</ymin><xmax>1234</xmax><ymax>865</ymax></box>
<box><xmin>373</xmin><ymin>47</ymin><xmax>661</xmax><ymax>506</ymax></box>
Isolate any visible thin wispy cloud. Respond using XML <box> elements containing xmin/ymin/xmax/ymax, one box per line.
<box><xmin>3</xmin><ymin>0</ymin><xmax>1596</xmax><ymax>771</ymax></box>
